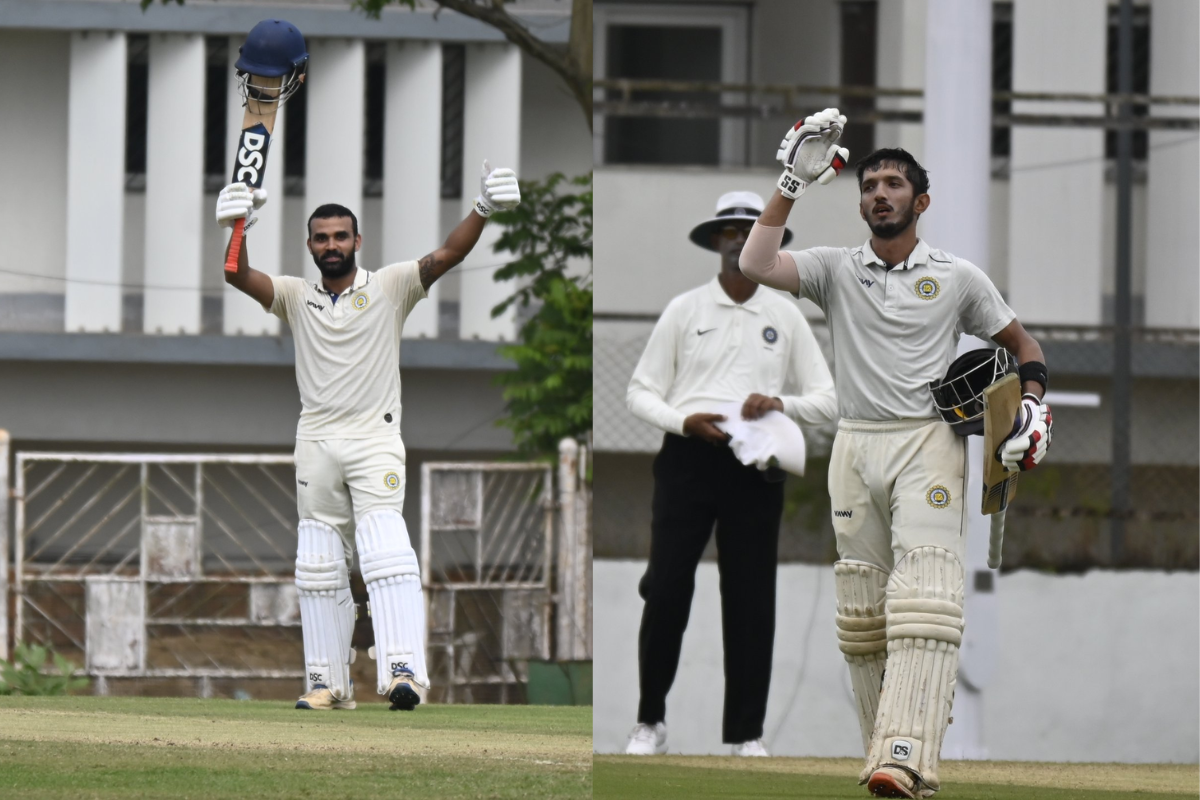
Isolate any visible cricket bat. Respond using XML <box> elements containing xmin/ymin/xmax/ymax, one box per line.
<box><xmin>982</xmin><ymin>372</ymin><xmax>1021</xmax><ymax>515</ymax></box>
<box><xmin>982</xmin><ymin>372</ymin><xmax>1021</xmax><ymax>568</ymax></box>
<box><xmin>224</xmin><ymin>73</ymin><xmax>285</xmax><ymax>273</ymax></box>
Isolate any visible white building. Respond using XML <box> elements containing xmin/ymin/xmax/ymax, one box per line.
<box><xmin>592</xmin><ymin>0</ymin><xmax>1199</xmax><ymax>763</ymax></box>
<box><xmin>0</xmin><ymin>0</ymin><xmax>590</xmax><ymax>492</ymax></box>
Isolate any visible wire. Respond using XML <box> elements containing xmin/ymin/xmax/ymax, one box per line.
<box><xmin>0</xmin><ymin>259</ymin><xmax>519</xmax><ymax>293</ymax></box>
<box><xmin>1008</xmin><ymin>132</ymin><xmax>1198</xmax><ymax>173</ymax></box>
<box><xmin>765</xmin><ymin>564</ymin><xmax>824</xmax><ymax>751</ymax></box>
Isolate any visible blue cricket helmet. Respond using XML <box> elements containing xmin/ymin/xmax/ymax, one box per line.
<box><xmin>236</xmin><ymin>19</ymin><xmax>308</xmax><ymax>77</ymax></box>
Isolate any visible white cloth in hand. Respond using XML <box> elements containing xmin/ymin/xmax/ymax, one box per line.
<box><xmin>712</xmin><ymin>401</ymin><xmax>807</xmax><ymax>477</ymax></box>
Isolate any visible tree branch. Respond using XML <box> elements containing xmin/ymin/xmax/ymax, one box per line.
<box><xmin>427</xmin><ymin>0</ymin><xmax>591</xmax><ymax>130</ymax></box>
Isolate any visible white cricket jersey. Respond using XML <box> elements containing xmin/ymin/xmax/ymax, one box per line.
<box><xmin>269</xmin><ymin>262</ymin><xmax>426</xmax><ymax>440</ymax></box>
<box><xmin>786</xmin><ymin>238</ymin><xmax>1015</xmax><ymax>422</ymax></box>
<box><xmin>627</xmin><ymin>277</ymin><xmax>837</xmax><ymax>435</ymax></box>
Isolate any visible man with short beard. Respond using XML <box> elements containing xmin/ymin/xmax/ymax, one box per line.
<box><xmin>215</xmin><ymin>162</ymin><xmax>519</xmax><ymax>712</ymax></box>
<box><xmin>740</xmin><ymin>110</ymin><xmax>1053</xmax><ymax>798</ymax></box>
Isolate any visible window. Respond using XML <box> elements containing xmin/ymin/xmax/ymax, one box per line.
<box><xmin>204</xmin><ymin>37</ymin><xmax>229</xmax><ymax>187</ymax></box>
<box><xmin>441</xmin><ymin>44</ymin><xmax>465</xmax><ymax>199</ymax></box>
<box><xmin>1105</xmin><ymin>4</ymin><xmax>1150</xmax><ymax>160</ymax></box>
<box><xmin>594</xmin><ymin>3</ymin><xmax>747</xmax><ymax>167</ymax></box>
<box><xmin>125</xmin><ymin>35</ymin><xmax>149</xmax><ymax>187</ymax></box>
<box><xmin>364</xmin><ymin>43</ymin><xmax>386</xmax><ymax>197</ymax></box>
<box><xmin>991</xmin><ymin>3</ymin><xmax>1012</xmax><ymax>158</ymax></box>
<box><xmin>839</xmin><ymin>1</ymin><xmax>877</xmax><ymax>165</ymax></box>
<box><xmin>604</xmin><ymin>25</ymin><xmax>722</xmax><ymax>165</ymax></box>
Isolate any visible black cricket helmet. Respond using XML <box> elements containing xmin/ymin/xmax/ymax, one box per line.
<box><xmin>929</xmin><ymin>347</ymin><xmax>1016</xmax><ymax>436</ymax></box>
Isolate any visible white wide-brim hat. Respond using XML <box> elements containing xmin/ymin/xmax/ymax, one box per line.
<box><xmin>688</xmin><ymin>190</ymin><xmax>793</xmax><ymax>252</ymax></box>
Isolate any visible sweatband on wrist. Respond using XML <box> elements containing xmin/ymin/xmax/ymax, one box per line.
<box><xmin>1018</xmin><ymin>361</ymin><xmax>1048</xmax><ymax>393</ymax></box>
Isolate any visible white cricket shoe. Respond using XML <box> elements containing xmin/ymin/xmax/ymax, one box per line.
<box><xmin>385</xmin><ymin>666</ymin><xmax>427</xmax><ymax>711</ymax></box>
<box><xmin>624</xmin><ymin>722</ymin><xmax>667</xmax><ymax>755</ymax></box>
<box><xmin>295</xmin><ymin>680</ymin><xmax>356</xmax><ymax>711</ymax></box>
<box><xmin>731</xmin><ymin>738</ymin><xmax>769</xmax><ymax>757</ymax></box>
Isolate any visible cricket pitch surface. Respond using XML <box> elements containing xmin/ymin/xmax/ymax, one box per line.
<box><xmin>594</xmin><ymin>754</ymin><xmax>1199</xmax><ymax>799</ymax></box>
<box><xmin>0</xmin><ymin>697</ymin><xmax>591</xmax><ymax>799</ymax></box>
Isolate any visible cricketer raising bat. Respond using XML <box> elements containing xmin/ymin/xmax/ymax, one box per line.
<box><xmin>224</xmin><ymin>19</ymin><xmax>308</xmax><ymax>273</ymax></box>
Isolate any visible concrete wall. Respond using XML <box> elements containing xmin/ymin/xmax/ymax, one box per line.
<box><xmin>593</xmin><ymin>559</ymin><xmax>1200</xmax><ymax>763</ymax></box>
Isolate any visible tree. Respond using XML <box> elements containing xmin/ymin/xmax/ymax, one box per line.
<box><xmin>488</xmin><ymin>173</ymin><xmax>592</xmax><ymax>457</ymax></box>
<box><xmin>145</xmin><ymin>0</ymin><xmax>593</xmax><ymax>130</ymax></box>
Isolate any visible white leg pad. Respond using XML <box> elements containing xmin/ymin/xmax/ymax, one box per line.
<box><xmin>863</xmin><ymin>546</ymin><xmax>965</xmax><ymax>793</ymax></box>
<box><xmin>357</xmin><ymin>509</ymin><xmax>428</xmax><ymax>695</ymax></box>
<box><xmin>834</xmin><ymin>560</ymin><xmax>889</xmax><ymax>756</ymax></box>
<box><xmin>295</xmin><ymin>518</ymin><xmax>355</xmax><ymax>700</ymax></box>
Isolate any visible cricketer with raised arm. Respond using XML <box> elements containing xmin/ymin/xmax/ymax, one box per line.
<box><xmin>739</xmin><ymin>109</ymin><xmax>1052</xmax><ymax>798</ymax></box>
<box><xmin>218</xmin><ymin>33</ymin><xmax>520</xmax><ymax>711</ymax></box>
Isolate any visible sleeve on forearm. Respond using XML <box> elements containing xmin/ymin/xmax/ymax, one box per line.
<box><xmin>779</xmin><ymin>315</ymin><xmax>838</xmax><ymax>428</ymax></box>
<box><xmin>626</xmin><ymin>311</ymin><xmax>688</xmax><ymax>436</ymax></box>
<box><xmin>740</xmin><ymin>222</ymin><xmax>799</xmax><ymax>294</ymax></box>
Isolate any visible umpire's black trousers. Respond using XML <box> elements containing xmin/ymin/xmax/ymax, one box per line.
<box><xmin>636</xmin><ymin>433</ymin><xmax>785</xmax><ymax>744</ymax></box>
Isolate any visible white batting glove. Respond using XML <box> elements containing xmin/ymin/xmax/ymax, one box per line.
<box><xmin>998</xmin><ymin>394</ymin><xmax>1053</xmax><ymax>472</ymax></box>
<box><xmin>216</xmin><ymin>182</ymin><xmax>268</xmax><ymax>230</ymax></box>
<box><xmin>776</xmin><ymin>108</ymin><xmax>850</xmax><ymax>200</ymax></box>
<box><xmin>473</xmin><ymin>160</ymin><xmax>521</xmax><ymax>218</ymax></box>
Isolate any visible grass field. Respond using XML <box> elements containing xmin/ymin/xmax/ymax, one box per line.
<box><xmin>594</xmin><ymin>755</ymin><xmax>1200</xmax><ymax>799</ymax></box>
<box><xmin>0</xmin><ymin>697</ymin><xmax>591</xmax><ymax>799</ymax></box>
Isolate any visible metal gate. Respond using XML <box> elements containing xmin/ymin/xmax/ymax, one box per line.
<box><xmin>11</xmin><ymin>452</ymin><xmax>302</xmax><ymax>686</ymax></box>
<box><xmin>420</xmin><ymin>462</ymin><xmax>554</xmax><ymax>703</ymax></box>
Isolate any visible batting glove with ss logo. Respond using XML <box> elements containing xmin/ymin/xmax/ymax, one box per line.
<box><xmin>216</xmin><ymin>182</ymin><xmax>268</xmax><ymax>231</ymax></box>
<box><xmin>473</xmin><ymin>160</ymin><xmax>521</xmax><ymax>218</ymax></box>
<box><xmin>776</xmin><ymin>108</ymin><xmax>850</xmax><ymax>200</ymax></box>
<box><xmin>998</xmin><ymin>394</ymin><xmax>1053</xmax><ymax>472</ymax></box>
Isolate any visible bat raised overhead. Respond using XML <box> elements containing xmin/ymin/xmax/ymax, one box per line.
<box><xmin>224</xmin><ymin>19</ymin><xmax>308</xmax><ymax>273</ymax></box>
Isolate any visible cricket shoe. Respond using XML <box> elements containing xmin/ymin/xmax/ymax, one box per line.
<box><xmin>866</xmin><ymin>765</ymin><xmax>935</xmax><ymax>798</ymax></box>
<box><xmin>731</xmin><ymin>738</ymin><xmax>769</xmax><ymax>757</ymax></box>
<box><xmin>624</xmin><ymin>722</ymin><xmax>667</xmax><ymax>755</ymax></box>
<box><xmin>295</xmin><ymin>681</ymin><xmax>357</xmax><ymax>711</ymax></box>
<box><xmin>386</xmin><ymin>666</ymin><xmax>427</xmax><ymax>711</ymax></box>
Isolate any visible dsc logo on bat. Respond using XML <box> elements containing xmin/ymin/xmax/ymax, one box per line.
<box><xmin>234</xmin><ymin>124</ymin><xmax>272</xmax><ymax>187</ymax></box>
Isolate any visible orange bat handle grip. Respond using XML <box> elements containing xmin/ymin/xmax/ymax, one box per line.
<box><xmin>225</xmin><ymin>217</ymin><xmax>246</xmax><ymax>273</ymax></box>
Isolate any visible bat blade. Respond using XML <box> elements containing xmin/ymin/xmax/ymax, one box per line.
<box><xmin>981</xmin><ymin>372</ymin><xmax>1021</xmax><ymax>515</ymax></box>
<box><xmin>225</xmin><ymin>74</ymin><xmax>283</xmax><ymax>273</ymax></box>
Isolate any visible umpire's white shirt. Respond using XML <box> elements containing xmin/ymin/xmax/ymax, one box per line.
<box><xmin>269</xmin><ymin>262</ymin><xmax>426</xmax><ymax>441</ymax></box>
<box><xmin>627</xmin><ymin>277</ymin><xmax>837</xmax><ymax>435</ymax></box>
<box><xmin>786</xmin><ymin>238</ymin><xmax>1015</xmax><ymax>422</ymax></box>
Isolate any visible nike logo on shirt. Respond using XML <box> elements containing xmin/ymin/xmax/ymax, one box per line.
<box><xmin>697</xmin><ymin>328</ymin><xmax>717</xmax><ymax>336</ymax></box>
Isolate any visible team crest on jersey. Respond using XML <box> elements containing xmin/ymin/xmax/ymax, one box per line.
<box><xmin>762</xmin><ymin>326</ymin><xmax>778</xmax><ymax>344</ymax></box>
<box><xmin>926</xmin><ymin>485</ymin><xmax>951</xmax><ymax>508</ymax></box>
<box><xmin>384</xmin><ymin>472</ymin><xmax>400</xmax><ymax>490</ymax></box>
<box><xmin>353</xmin><ymin>294</ymin><xmax>370</xmax><ymax>310</ymax></box>
<box><xmin>915</xmin><ymin>276</ymin><xmax>941</xmax><ymax>300</ymax></box>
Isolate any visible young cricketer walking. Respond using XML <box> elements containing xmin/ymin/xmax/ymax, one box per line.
<box><xmin>740</xmin><ymin>109</ymin><xmax>1053</xmax><ymax>797</ymax></box>
<box><xmin>217</xmin><ymin>161</ymin><xmax>520</xmax><ymax>711</ymax></box>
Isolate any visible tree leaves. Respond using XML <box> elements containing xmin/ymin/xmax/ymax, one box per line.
<box><xmin>490</xmin><ymin>173</ymin><xmax>592</xmax><ymax>458</ymax></box>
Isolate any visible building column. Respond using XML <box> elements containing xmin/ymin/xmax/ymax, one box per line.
<box><xmin>305</xmin><ymin>39</ymin><xmax>365</xmax><ymax>284</ymax></box>
<box><xmin>875</xmin><ymin>0</ymin><xmax>927</xmax><ymax>158</ymax></box>
<box><xmin>223</xmin><ymin>35</ymin><xmax>284</xmax><ymax>336</ymax></box>
<box><xmin>1145</xmin><ymin>0</ymin><xmax>1199</xmax><ymax>328</ymax></box>
<box><xmin>459</xmin><ymin>43</ymin><xmax>521</xmax><ymax>341</ymax></box>
<box><xmin>143</xmin><ymin>34</ymin><xmax>205</xmax><ymax>335</ymax></box>
<box><xmin>384</xmin><ymin>41</ymin><xmax>441</xmax><ymax>338</ymax></box>
<box><xmin>1008</xmin><ymin>0</ymin><xmax>1106</xmax><ymax>325</ymax></box>
<box><xmin>65</xmin><ymin>31</ymin><xmax>126</xmax><ymax>333</ymax></box>
<box><xmin>922</xmin><ymin>0</ymin><xmax>996</xmax><ymax>762</ymax></box>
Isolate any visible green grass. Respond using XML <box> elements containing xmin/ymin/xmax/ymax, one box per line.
<box><xmin>0</xmin><ymin>697</ymin><xmax>591</xmax><ymax>799</ymax></box>
<box><xmin>594</xmin><ymin>756</ymin><xmax>1200</xmax><ymax>800</ymax></box>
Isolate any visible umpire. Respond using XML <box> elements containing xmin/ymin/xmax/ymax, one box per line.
<box><xmin>624</xmin><ymin>191</ymin><xmax>837</xmax><ymax>756</ymax></box>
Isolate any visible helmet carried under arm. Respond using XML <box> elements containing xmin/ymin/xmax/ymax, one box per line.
<box><xmin>929</xmin><ymin>347</ymin><xmax>1017</xmax><ymax>436</ymax></box>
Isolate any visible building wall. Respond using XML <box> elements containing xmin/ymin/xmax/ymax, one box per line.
<box><xmin>593</xmin><ymin>559</ymin><xmax>1200</xmax><ymax>763</ymax></box>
